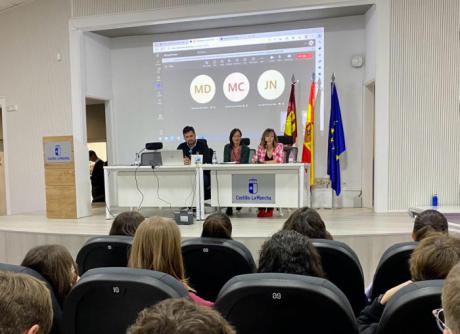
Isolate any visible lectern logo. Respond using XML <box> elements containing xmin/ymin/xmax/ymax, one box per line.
<box><xmin>54</xmin><ymin>145</ymin><xmax>61</xmax><ymax>157</ymax></box>
<box><xmin>248</xmin><ymin>177</ymin><xmax>258</xmax><ymax>194</ymax></box>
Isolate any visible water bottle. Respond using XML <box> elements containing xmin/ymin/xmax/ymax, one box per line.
<box><xmin>212</xmin><ymin>151</ymin><xmax>217</xmax><ymax>164</ymax></box>
<box><xmin>432</xmin><ymin>194</ymin><xmax>438</xmax><ymax>207</ymax></box>
<box><xmin>288</xmin><ymin>150</ymin><xmax>295</xmax><ymax>163</ymax></box>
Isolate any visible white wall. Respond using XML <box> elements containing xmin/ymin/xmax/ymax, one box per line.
<box><xmin>0</xmin><ymin>0</ymin><xmax>72</xmax><ymax>214</ymax></box>
<box><xmin>109</xmin><ymin>15</ymin><xmax>366</xmax><ymax>195</ymax></box>
<box><xmin>387</xmin><ymin>0</ymin><xmax>460</xmax><ymax>210</ymax></box>
<box><xmin>364</xmin><ymin>4</ymin><xmax>377</xmax><ymax>82</ymax></box>
<box><xmin>84</xmin><ymin>32</ymin><xmax>112</xmax><ymax>99</ymax></box>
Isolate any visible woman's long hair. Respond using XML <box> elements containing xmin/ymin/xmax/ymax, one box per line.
<box><xmin>21</xmin><ymin>244</ymin><xmax>78</xmax><ymax>305</ymax></box>
<box><xmin>259</xmin><ymin>128</ymin><xmax>278</xmax><ymax>148</ymax></box>
<box><xmin>129</xmin><ymin>217</ymin><xmax>188</xmax><ymax>286</ymax></box>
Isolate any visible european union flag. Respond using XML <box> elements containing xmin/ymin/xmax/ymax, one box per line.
<box><xmin>327</xmin><ymin>81</ymin><xmax>346</xmax><ymax>196</ymax></box>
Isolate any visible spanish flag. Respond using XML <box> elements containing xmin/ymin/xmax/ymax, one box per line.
<box><xmin>283</xmin><ymin>82</ymin><xmax>297</xmax><ymax>143</ymax></box>
<box><xmin>302</xmin><ymin>79</ymin><xmax>316</xmax><ymax>185</ymax></box>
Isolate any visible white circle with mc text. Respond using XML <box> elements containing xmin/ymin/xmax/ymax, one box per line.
<box><xmin>223</xmin><ymin>72</ymin><xmax>250</xmax><ymax>102</ymax></box>
<box><xmin>190</xmin><ymin>75</ymin><xmax>216</xmax><ymax>104</ymax></box>
<box><xmin>257</xmin><ymin>70</ymin><xmax>285</xmax><ymax>100</ymax></box>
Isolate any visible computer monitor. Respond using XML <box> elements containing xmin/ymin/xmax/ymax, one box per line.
<box><xmin>140</xmin><ymin>151</ymin><xmax>162</xmax><ymax>166</ymax></box>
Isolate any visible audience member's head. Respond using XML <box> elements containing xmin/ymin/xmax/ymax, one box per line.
<box><xmin>0</xmin><ymin>271</ymin><xmax>53</xmax><ymax>334</ymax></box>
<box><xmin>127</xmin><ymin>298</ymin><xmax>235</xmax><ymax>334</ymax></box>
<box><xmin>442</xmin><ymin>263</ymin><xmax>460</xmax><ymax>334</ymax></box>
<box><xmin>129</xmin><ymin>217</ymin><xmax>187</xmax><ymax>285</ymax></box>
<box><xmin>201</xmin><ymin>213</ymin><xmax>232</xmax><ymax>239</ymax></box>
<box><xmin>109</xmin><ymin>211</ymin><xmax>145</xmax><ymax>236</ymax></box>
<box><xmin>409</xmin><ymin>233</ymin><xmax>460</xmax><ymax>281</ymax></box>
<box><xmin>282</xmin><ymin>207</ymin><xmax>333</xmax><ymax>240</ymax></box>
<box><xmin>21</xmin><ymin>244</ymin><xmax>78</xmax><ymax>306</ymax></box>
<box><xmin>412</xmin><ymin>209</ymin><xmax>448</xmax><ymax>241</ymax></box>
<box><xmin>258</xmin><ymin>230</ymin><xmax>324</xmax><ymax>277</ymax></box>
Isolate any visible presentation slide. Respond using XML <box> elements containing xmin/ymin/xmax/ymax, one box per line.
<box><xmin>152</xmin><ymin>27</ymin><xmax>324</xmax><ymax>153</ymax></box>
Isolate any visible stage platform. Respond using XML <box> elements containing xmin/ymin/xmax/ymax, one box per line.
<box><xmin>0</xmin><ymin>207</ymin><xmax>419</xmax><ymax>285</ymax></box>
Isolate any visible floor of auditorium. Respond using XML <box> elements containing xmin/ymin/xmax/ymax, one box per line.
<box><xmin>0</xmin><ymin>207</ymin><xmax>416</xmax><ymax>284</ymax></box>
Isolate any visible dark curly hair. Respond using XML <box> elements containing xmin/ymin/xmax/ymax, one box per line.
<box><xmin>412</xmin><ymin>209</ymin><xmax>448</xmax><ymax>241</ymax></box>
<box><xmin>258</xmin><ymin>230</ymin><xmax>325</xmax><ymax>278</ymax></box>
<box><xmin>282</xmin><ymin>207</ymin><xmax>332</xmax><ymax>240</ymax></box>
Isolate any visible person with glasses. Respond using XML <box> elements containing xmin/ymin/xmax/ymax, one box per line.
<box><xmin>358</xmin><ymin>233</ymin><xmax>460</xmax><ymax>334</ymax></box>
<box><xmin>434</xmin><ymin>262</ymin><xmax>460</xmax><ymax>334</ymax></box>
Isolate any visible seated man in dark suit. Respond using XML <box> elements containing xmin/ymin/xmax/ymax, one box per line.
<box><xmin>177</xmin><ymin>126</ymin><xmax>211</xmax><ymax>199</ymax></box>
<box><xmin>177</xmin><ymin>126</ymin><xmax>211</xmax><ymax>164</ymax></box>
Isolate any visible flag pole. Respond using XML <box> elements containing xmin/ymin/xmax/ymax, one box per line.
<box><xmin>331</xmin><ymin>72</ymin><xmax>336</xmax><ymax>82</ymax></box>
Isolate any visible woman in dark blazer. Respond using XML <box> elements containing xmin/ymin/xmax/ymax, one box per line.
<box><xmin>223</xmin><ymin>128</ymin><xmax>249</xmax><ymax>216</ymax></box>
<box><xmin>223</xmin><ymin>128</ymin><xmax>250</xmax><ymax>164</ymax></box>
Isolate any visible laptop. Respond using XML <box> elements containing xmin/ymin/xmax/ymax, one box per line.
<box><xmin>160</xmin><ymin>150</ymin><xmax>184</xmax><ymax>166</ymax></box>
<box><xmin>140</xmin><ymin>151</ymin><xmax>161</xmax><ymax>166</ymax></box>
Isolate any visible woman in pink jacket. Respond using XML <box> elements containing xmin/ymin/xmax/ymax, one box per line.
<box><xmin>251</xmin><ymin>128</ymin><xmax>284</xmax><ymax>217</ymax></box>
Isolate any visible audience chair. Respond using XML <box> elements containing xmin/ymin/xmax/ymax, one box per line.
<box><xmin>76</xmin><ymin>235</ymin><xmax>133</xmax><ymax>275</ymax></box>
<box><xmin>376</xmin><ymin>280</ymin><xmax>443</xmax><ymax>334</ymax></box>
<box><xmin>370</xmin><ymin>241</ymin><xmax>418</xmax><ymax>300</ymax></box>
<box><xmin>182</xmin><ymin>237</ymin><xmax>256</xmax><ymax>301</ymax></box>
<box><xmin>216</xmin><ymin>273</ymin><xmax>358</xmax><ymax>334</ymax></box>
<box><xmin>63</xmin><ymin>267</ymin><xmax>188</xmax><ymax>334</ymax></box>
<box><xmin>0</xmin><ymin>263</ymin><xmax>63</xmax><ymax>334</ymax></box>
<box><xmin>311</xmin><ymin>239</ymin><xmax>366</xmax><ymax>315</ymax></box>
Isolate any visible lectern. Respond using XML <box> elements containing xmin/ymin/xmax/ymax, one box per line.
<box><xmin>43</xmin><ymin>136</ymin><xmax>77</xmax><ymax>218</ymax></box>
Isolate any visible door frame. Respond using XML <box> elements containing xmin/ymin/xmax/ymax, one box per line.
<box><xmin>0</xmin><ymin>97</ymin><xmax>11</xmax><ymax>215</ymax></box>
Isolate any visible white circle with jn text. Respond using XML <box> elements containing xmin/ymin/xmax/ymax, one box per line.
<box><xmin>190</xmin><ymin>75</ymin><xmax>216</xmax><ymax>104</ymax></box>
<box><xmin>223</xmin><ymin>72</ymin><xmax>250</xmax><ymax>102</ymax></box>
<box><xmin>257</xmin><ymin>70</ymin><xmax>285</xmax><ymax>100</ymax></box>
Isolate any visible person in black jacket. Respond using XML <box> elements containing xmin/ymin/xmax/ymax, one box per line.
<box><xmin>89</xmin><ymin>150</ymin><xmax>105</xmax><ymax>202</ymax></box>
<box><xmin>358</xmin><ymin>234</ymin><xmax>460</xmax><ymax>334</ymax></box>
<box><xmin>177</xmin><ymin>126</ymin><xmax>211</xmax><ymax>199</ymax></box>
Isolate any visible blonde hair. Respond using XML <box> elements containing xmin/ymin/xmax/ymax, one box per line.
<box><xmin>129</xmin><ymin>217</ymin><xmax>188</xmax><ymax>286</ymax></box>
<box><xmin>443</xmin><ymin>263</ymin><xmax>460</xmax><ymax>334</ymax></box>
<box><xmin>259</xmin><ymin>128</ymin><xmax>278</xmax><ymax>148</ymax></box>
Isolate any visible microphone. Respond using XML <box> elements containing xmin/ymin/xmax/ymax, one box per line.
<box><xmin>145</xmin><ymin>142</ymin><xmax>163</xmax><ymax>150</ymax></box>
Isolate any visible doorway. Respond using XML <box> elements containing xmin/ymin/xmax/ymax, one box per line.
<box><xmin>86</xmin><ymin>97</ymin><xmax>108</xmax><ymax>204</ymax></box>
<box><xmin>362</xmin><ymin>81</ymin><xmax>375</xmax><ymax>208</ymax></box>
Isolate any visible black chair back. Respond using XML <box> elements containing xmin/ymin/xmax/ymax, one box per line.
<box><xmin>76</xmin><ymin>236</ymin><xmax>133</xmax><ymax>275</ymax></box>
<box><xmin>216</xmin><ymin>273</ymin><xmax>358</xmax><ymax>334</ymax></box>
<box><xmin>182</xmin><ymin>237</ymin><xmax>256</xmax><ymax>301</ymax></box>
<box><xmin>0</xmin><ymin>263</ymin><xmax>63</xmax><ymax>334</ymax></box>
<box><xmin>241</xmin><ymin>138</ymin><xmax>250</xmax><ymax>146</ymax></box>
<box><xmin>377</xmin><ymin>280</ymin><xmax>443</xmax><ymax>334</ymax></box>
<box><xmin>311</xmin><ymin>239</ymin><xmax>366</xmax><ymax>315</ymax></box>
<box><xmin>63</xmin><ymin>267</ymin><xmax>188</xmax><ymax>334</ymax></box>
<box><xmin>277</xmin><ymin>135</ymin><xmax>294</xmax><ymax>145</ymax></box>
<box><xmin>371</xmin><ymin>241</ymin><xmax>418</xmax><ymax>299</ymax></box>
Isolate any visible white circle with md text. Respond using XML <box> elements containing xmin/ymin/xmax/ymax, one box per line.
<box><xmin>223</xmin><ymin>72</ymin><xmax>250</xmax><ymax>102</ymax></box>
<box><xmin>257</xmin><ymin>70</ymin><xmax>285</xmax><ymax>100</ymax></box>
<box><xmin>190</xmin><ymin>75</ymin><xmax>216</xmax><ymax>104</ymax></box>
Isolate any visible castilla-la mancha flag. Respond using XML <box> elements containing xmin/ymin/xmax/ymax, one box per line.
<box><xmin>283</xmin><ymin>82</ymin><xmax>297</xmax><ymax>143</ymax></box>
<box><xmin>302</xmin><ymin>79</ymin><xmax>316</xmax><ymax>185</ymax></box>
